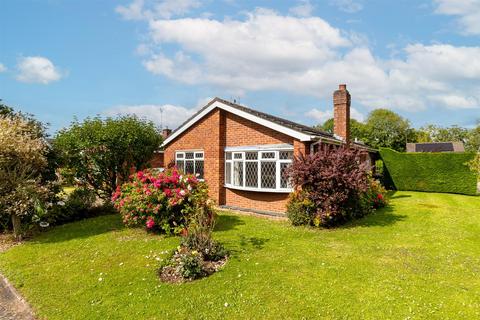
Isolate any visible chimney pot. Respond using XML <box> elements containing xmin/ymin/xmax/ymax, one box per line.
<box><xmin>339</xmin><ymin>84</ymin><xmax>347</xmax><ymax>90</ymax></box>
<box><xmin>161</xmin><ymin>128</ymin><xmax>172</xmax><ymax>139</ymax></box>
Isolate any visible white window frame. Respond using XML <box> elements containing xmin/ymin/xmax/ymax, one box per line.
<box><xmin>224</xmin><ymin>149</ymin><xmax>293</xmax><ymax>193</ymax></box>
<box><xmin>175</xmin><ymin>150</ymin><xmax>204</xmax><ymax>180</ymax></box>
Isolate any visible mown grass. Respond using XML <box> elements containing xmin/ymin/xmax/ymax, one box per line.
<box><xmin>1</xmin><ymin>192</ymin><xmax>480</xmax><ymax>319</ymax></box>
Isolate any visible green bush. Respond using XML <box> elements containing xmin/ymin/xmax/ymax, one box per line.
<box><xmin>379</xmin><ymin>148</ymin><xmax>478</xmax><ymax>195</ymax></box>
<box><xmin>45</xmin><ymin>188</ymin><xmax>100</xmax><ymax>226</ymax></box>
<box><xmin>286</xmin><ymin>191</ymin><xmax>314</xmax><ymax>226</ymax></box>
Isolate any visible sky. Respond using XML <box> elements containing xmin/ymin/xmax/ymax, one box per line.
<box><xmin>1</xmin><ymin>0</ymin><xmax>480</xmax><ymax>134</ymax></box>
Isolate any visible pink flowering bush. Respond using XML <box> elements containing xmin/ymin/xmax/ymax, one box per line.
<box><xmin>112</xmin><ymin>168</ymin><xmax>209</xmax><ymax>234</ymax></box>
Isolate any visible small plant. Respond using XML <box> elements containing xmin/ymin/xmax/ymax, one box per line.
<box><xmin>158</xmin><ymin>184</ymin><xmax>228</xmax><ymax>283</ymax></box>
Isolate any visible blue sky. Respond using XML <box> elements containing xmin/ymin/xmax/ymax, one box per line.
<box><xmin>1</xmin><ymin>0</ymin><xmax>480</xmax><ymax>134</ymax></box>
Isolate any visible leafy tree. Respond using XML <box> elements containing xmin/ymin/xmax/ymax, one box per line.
<box><xmin>416</xmin><ymin>124</ymin><xmax>469</xmax><ymax>144</ymax></box>
<box><xmin>54</xmin><ymin>116</ymin><xmax>162</xmax><ymax>199</ymax></box>
<box><xmin>315</xmin><ymin>118</ymin><xmax>367</xmax><ymax>142</ymax></box>
<box><xmin>0</xmin><ymin>114</ymin><xmax>50</xmax><ymax>239</ymax></box>
<box><xmin>363</xmin><ymin>109</ymin><xmax>415</xmax><ymax>152</ymax></box>
<box><xmin>466</xmin><ymin>124</ymin><xmax>480</xmax><ymax>152</ymax></box>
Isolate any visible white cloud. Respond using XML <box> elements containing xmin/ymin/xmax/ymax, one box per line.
<box><xmin>116</xmin><ymin>0</ymin><xmax>201</xmax><ymax>20</ymax></box>
<box><xmin>120</xmin><ymin>7</ymin><xmax>480</xmax><ymax>112</ymax></box>
<box><xmin>15</xmin><ymin>56</ymin><xmax>62</xmax><ymax>84</ymax></box>
<box><xmin>330</xmin><ymin>0</ymin><xmax>363</xmax><ymax>13</ymax></box>
<box><xmin>305</xmin><ymin>109</ymin><xmax>333</xmax><ymax>124</ymax></box>
<box><xmin>434</xmin><ymin>0</ymin><xmax>480</xmax><ymax>35</ymax></box>
<box><xmin>351</xmin><ymin>107</ymin><xmax>365</xmax><ymax>122</ymax></box>
<box><xmin>289</xmin><ymin>0</ymin><xmax>314</xmax><ymax>17</ymax></box>
<box><xmin>104</xmin><ymin>98</ymin><xmax>209</xmax><ymax>129</ymax></box>
<box><xmin>0</xmin><ymin>63</ymin><xmax>6</xmax><ymax>73</ymax></box>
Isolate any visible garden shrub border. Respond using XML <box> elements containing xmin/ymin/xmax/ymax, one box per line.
<box><xmin>379</xmin><ymin>148</ymin><xmax>477</xmax><ymax>195</ymax></box>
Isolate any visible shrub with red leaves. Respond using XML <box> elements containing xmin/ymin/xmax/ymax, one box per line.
<box><xmin>287</xmin><ymin>146</ymin><xmax>377</xmax><ymax>227</ymax></box>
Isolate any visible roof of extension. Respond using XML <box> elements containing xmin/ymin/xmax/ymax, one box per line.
<box><xmin>162</xmin><ymin>97</ymin><xmax>338</xmax><ymax>146</ymax></box>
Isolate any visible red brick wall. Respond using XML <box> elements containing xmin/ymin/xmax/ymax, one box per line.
<box><xmin>149</xmin><ymin>152</ymin><xmax>164</xmax><ymax>168</ymax></box>
<box><xmin>225</xmin><ymin>112</ymin><xmax>292</xmax><ymax>146</ymax></box>
<box><xmin>225</xmin><ymin>189</ymin><xmax>289</xmax><ymax>213</ymax></box>
<box><xmin>164</xmin><ymin>107</ymin><xmax>309</xmax><ymax>214</ymax></box>
<box><xmin>164</xmin><ymin>109</ymin><xmax>224</xmax><ymax>204</ymax></box>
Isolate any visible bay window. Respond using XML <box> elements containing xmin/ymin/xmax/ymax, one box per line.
<box><xmin>175</xmin><ymin>151</ymin><xmax>204</xmax><ymax>179</ymax></box>
<box><xmin>225</xmin><ymin>148</ymin><xmax>293</xmax><ymax>192</ymax></box>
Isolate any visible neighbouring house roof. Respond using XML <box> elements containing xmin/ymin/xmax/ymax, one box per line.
<box><xmin>406</xmin><ymin>142</ymin><xmax>465</xmax><ymax>153</ymax></box>
<box><xmin>162</xmin><ymin>97</ymin><xmax>338</xmax><ymax>147</ymax></box>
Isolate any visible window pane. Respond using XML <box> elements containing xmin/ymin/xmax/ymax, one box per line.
<box><xmin>225</xmin><ymin>162</ymin><xmax>232</xmax><ymax>184</ymax></box>
<box><xmin>185</xmin><ymin>152</ymin><xmax>194</xmax><ymax>159</ymax></box>
<box><xmin>262</xmin><ymin>152</ymin><xmax>275</xmax><ymax>159</ymax></box>
<box><xmin>195</xmin><ymin>160</ymin><xmax>204</xmax><ymax>179</ymax></box>
<box><xmin>245</xmin><ymin>152</ymin><xmax>258</xmax><ymax>160</ymax></box>
<box><xmin>279</xmin><ymin>151</ymin><xmax>294</xmax><ymax>160</ymax></box>
<box><xmin>185</xmin><ymin>160</ymin><xmax>194</xmax><ymax>174</ymax></box>
<box><xmin>234</xmin><ymin>153</ymin><xmax>243</xmax><ymax>159</ymax></box>
<box><xmin>245</xmin><ymin>162</ymin><xmax>258</xmax><ymax>187</ymax></box>
<box><xmin>176</xmin><ymin>153</ymin><xmax>184</xmax><ymax>159</ymax></box>
<box><xmin>225</xmin><ymin>152</ymin><xmax>232</xmax><ymax>160</ymax></box>
<box><xmin>261</xmin><ymin>162</ymin><xmax>276</xmax><ymax>188</ymax></box>
<box><xmin>195</xmin><ymin>152</ymin><xmax>203</xmax><ymax>159</ymax></box>
<box><xmin>176</xmin><ymin>160</ymin><xmax>185</xmax><ymax>172</ymax></box>
<box><xmin>280</xmin><ymin>162</ymin><xmax>291</xmax><ymax>188</ymax></box>
<box><xmin>233</xmin><ymin>161</ymin><xmax>243</xmax><ymax>186</ymax></box>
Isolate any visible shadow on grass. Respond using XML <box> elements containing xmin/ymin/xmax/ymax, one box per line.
<box><xmin>214</xmin><ymin>214</ymin><xmax>245</xmax><ymax>232</ymax></box>
<box><xmin>342</xmin><ymin>205</ymin><xmax>407</xmax><ymax>229</ymax></box>
<box><xmin>388</xmin><ymin>191</ymin><xmax>412</xmax><ymax>199</ymax></box>
<box><xmin>33</xmin><ymin>214</ymin><xmax>124</xmax><ymax>244</ymax></box>
<box><xmin>239</xmin><ymin>235</ymin><xmax>269</xmax><ymax>249</ymax></box>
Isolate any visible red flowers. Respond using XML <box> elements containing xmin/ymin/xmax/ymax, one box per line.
<box><xmin>377</xmin><ymin>193</ymin><xmax>383</xmax><ymax>200</ymax></box>
<box><xmin>146</xmin><ymin>217</ymin><xmax>155</xmax><ymax>229</ymax></box>
<box><xmin>112</xmin><ymin>168</ymin><xmax>207</xmax><ymax>232</ymax></box>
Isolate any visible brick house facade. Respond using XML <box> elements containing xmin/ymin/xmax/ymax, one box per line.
<box><xmin>161</xmin><ymin>85</ymin><xmax>375</xmax><ymax>214</ymax></box>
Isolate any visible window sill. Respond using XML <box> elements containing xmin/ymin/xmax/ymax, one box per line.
<box><xmin>224</xmin><ymin>184</ymin><xmax>292</xmax><ymax>193</ymax></box>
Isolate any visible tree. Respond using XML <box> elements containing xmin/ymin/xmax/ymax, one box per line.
<box><xmin>416</xmin><ymin>124</ymin><xmax>469</xmax><ymax>144</ymax></box>
<box><xmin>466</xmin><ymin>124</ymin><xmax>480</xmax><ymax>152</ymax></box>
<box><xmin>363</xmin><ymin>109</ymin><xmax>415</xmax><ymax>152</ymax></box>
<box><xmin>54</xmin><ymin>116</ymin><xmax>162</xmax><ymax>199</ymax></box>
<box><xmin>315</xmin><ymin>118</ymin><xmax>367</xmax><ymax>142</ymax></box>
<box><xmin>0</xmin><ymin>115</ymin><xmax>49</xmax><ymax>239</ymax></box>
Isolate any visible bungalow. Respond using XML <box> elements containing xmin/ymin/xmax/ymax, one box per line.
<box><xmin>160</xmin><ymin>84</ymin><xmax>375</xmax><ymax>215</ymax></box>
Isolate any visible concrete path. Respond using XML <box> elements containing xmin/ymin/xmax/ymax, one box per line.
<box><xmin>0</xmin><ymin>274</ymin><xmax>35</xmax><ymax>320</ymax></box>
<box><xmin>0</xmin><ymin>235</ymin><xmax>35</xmax><ymax>320</ymax></box>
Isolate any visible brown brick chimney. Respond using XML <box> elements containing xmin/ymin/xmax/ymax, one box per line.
<box><xmin>333</xmin><ymin>84</ymin><xmax>351</xmax><ymax>143</ymax></box>
<box><xmin>161</xmin><ymin>128</ymin><xmax>172</xmax><ymax>140</ymax></box>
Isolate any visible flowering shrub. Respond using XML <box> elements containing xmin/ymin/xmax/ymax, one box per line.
<box><xmin>112</xmin><ymin>168</ymin><xmax>209</xmax><ymax>234</ymax></box>
<box><xmin>286</xmin><ymin>146</ymin><xmax>388</xmax><ymax>227</ymax></box>
<box><xmin>361</xmin><ymin>178</ymin><xmax>388</xmax><ymax>210</ymax></box>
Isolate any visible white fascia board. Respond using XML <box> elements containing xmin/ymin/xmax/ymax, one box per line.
<box><xmin>224</xmin><ymin>144</ymin><xmax>294</xmax><ymax>152</ymax></box>
<box><xmin>162</xmin><ymin>100</ymin><xmax>313</xmax><ymax>147</ymax></box>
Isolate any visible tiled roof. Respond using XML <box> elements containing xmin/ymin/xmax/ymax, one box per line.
<box><xmin>170</xmin><ymin>97</ymin><xmax>336</xmax><ymax>140</ymax></box>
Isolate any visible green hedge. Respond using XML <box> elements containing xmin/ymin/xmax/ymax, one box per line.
<box><xmin>379</xmin><ymin>148</ymin><xmax>478</xmax><ymax>195</ymax></box>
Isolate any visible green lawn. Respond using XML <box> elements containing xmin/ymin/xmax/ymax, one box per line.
<box><xmin>1</xmin><ymin>192</ymin><xmax>480</xmax><ymax>319</ymax></box>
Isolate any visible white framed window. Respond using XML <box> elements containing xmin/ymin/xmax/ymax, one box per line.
<box><xmin>224</xmin><ymin>149</ymin><xmax>293</xmax><ymax>192</ymax></box>
<box><xmin>175</xmin><ymin>151</ymin><xmax>204</xmax><ymax>179</ymax></box>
